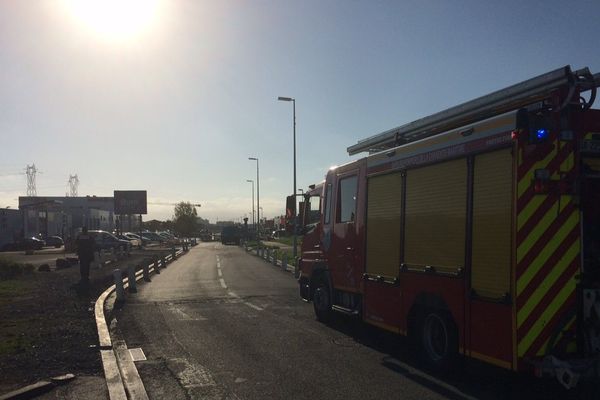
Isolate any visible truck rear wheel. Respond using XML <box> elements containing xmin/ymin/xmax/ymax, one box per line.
<box><xmin>313</xmin><ymin>279</ymin><xmax>332</xmax><ymax>322</ymax></box>
<box><xmin>420</xmin><ymin>310</ymin><xmax>458</xmax><ymax>370</ymax></box>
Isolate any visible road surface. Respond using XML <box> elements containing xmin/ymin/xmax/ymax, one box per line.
<box><xmin>114</xmin><ymin>242</ymin><xmax>577</xmax><ymax>400</ymax></box>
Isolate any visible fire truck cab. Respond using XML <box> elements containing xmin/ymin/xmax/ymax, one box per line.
<box><xmin>297</xmin><ymin>65</ymin><xmax>600</xmax><ymax>388</ymax></box>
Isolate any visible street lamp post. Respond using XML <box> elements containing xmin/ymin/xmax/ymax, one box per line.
<box><xmin>277</xmin><ymin>96</ymin><xmax>297</xmax><ymax>259</ymax></box>
<box><xmin>246</xmin><ymin>179</ymin><xmax>255</xmax><ymax>233</ymax></box>
<box><xmin>248</xmin><ymin>157</ymin><xmax>260</xmax><ymax>240</ymax></box>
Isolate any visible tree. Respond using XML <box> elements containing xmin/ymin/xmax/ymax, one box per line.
<box><xmin>173</xmin><ymin>202</ymin><xmax>198</xmax><ymax>237</ymax></box>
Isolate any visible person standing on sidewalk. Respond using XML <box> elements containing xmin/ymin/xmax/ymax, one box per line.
<box><xmin>76</xmin><ymin>227</ymin><xmax>95</xmax><ymax>289</ymax></box>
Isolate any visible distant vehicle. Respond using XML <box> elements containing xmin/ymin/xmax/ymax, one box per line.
<box><xmin>124</xmin><ymin>232</ymin><xmax>148</xmax><ymax>247</ymax></box>
<box><xmin>88</xmin><ymin>230</ymin><xmax>131</xmax><ymax>252</ymax></box>
<box><xmin>221</xmin><ymin>226</ymin><xmax>240</xmax><ymax>245</ymax></box>
<box><xmin>117</xmin><ymin>233</ymin><xmax>141</xmax><ymax>248</ymax></box>
<box><xmin>158</xmin><ymin>232</ymin><xmax>179</xmax><ymax>244</ymax></box>
<box><xmin>44</xmin><ymin>236</ymin><xmax>64</xmax><ymax>248</ymax></box>
<box><xmin>271</xmin><ymin>229</ymin><xmax>287</xmax><ymax>240</ymax></box>
<box><xmin>200</xmin><ymin>232</ymin><xmax>213</xmax><ymax>242</ymax></box>
<box><xmin>141</xmin><ymin>231</ymin><xmax>166</xmax><ymax>243</ymax></box>
<box><xmin>1</xmin><ymin>237</ymin><xmax>45</xmax><ymax>251</ymax></box>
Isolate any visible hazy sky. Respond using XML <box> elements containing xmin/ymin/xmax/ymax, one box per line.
<box><xmin>1</xmin><ymin>0</ymin><xmax>599</xmax><ymax>223</ymax></box>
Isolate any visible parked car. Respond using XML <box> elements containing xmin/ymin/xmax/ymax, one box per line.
<box><xmin>88</xmin><ymin>230</ymin><xmax>131</xmax><ymax>252</ymax></box>
<box><xmin>1</xmin><ymin>237</ymin><xmax>45</xmax><ymax>252</ymax></box>
<box><xmin>158</xmin><ymin>231</ymin><xmax>179</xmax><ymax>245</ymax></box>
<box><xmin>117</xmin><ymin>233</ymin><xmax>141</xmax><ymax>248</ymax></box>
<box><xmin>141</xmin><ymin>231</ymin><xmax>167</xmax><ymax>243</ymax></box>
<box><xmin>44</xmin><ymin>236</ymin><xmax>64</xmax><ymax>248</ymax></box>
<box><xmin>124</xmin><ymin>232</ymin><xmax>149</xmax><ymax>247</ymax></box>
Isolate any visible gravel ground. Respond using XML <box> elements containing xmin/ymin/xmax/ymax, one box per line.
<box><xmin>0</xmin><ymin>248</ymin><xmax>172</xmax><ymax>395</ymax></box>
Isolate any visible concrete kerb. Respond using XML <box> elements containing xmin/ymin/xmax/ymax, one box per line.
<box><xmin>94</xmin><ymin>248</ymin><xmax>185</xmax><ymax>400</ymax></box>
<box><xmin>0</xmin><ymin>374</ymin><xmax>76</xmax><ymax>400</ymax></box>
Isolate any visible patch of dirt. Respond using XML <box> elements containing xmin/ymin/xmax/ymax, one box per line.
<box><xmin>0</xmin><ymin>248</ymin><xmax>172</xmax><ymax>394</ymax></box>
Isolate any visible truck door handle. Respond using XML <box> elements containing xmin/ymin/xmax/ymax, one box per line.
<box><xmin>313</xmin><ymin>244</ymin><xmax>320</xmax><ymax>249</ymax></box>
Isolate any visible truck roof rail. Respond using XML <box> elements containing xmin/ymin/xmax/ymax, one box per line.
<box><xmin>347</xmin><ymin>65</ymin><xmax>599</xmax><ymax>155</ymax></box>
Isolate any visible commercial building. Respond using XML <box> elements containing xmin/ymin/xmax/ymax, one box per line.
<box><xmin>19</xmin><ymin>196</ymin><xmax>116</xmax><ymax>240</ymax></box>
<box><xmin>0</xmin><ymin>208</ymin><xmax>23</xmax><ymax>248</ymax></box>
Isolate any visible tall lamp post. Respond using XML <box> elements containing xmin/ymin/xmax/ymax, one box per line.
<box><xmin>248</xmin><ymin>157</ymin><xmax>260</xmax><ymax>240</ymax></box>
<box><xmin>277</xmin><ymin>96</ymin><xmax>297</xmax><ymax>259</ymax></box>
<box><xmin>246</xmin><ymin>179</ymin><xmax>255</xmax><ymax>233</ymax></box>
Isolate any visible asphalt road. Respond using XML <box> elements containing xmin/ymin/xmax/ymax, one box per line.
<box><xmin>114</xmin><ymin>243</ymin><xmax>580</xmax><ymax>400</ymax></box>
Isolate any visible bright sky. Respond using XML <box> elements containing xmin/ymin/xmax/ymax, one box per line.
<box><xmin>1</xmin><ymin>0</ymin><xmax>600</xmax><ymax>223</ymax></box>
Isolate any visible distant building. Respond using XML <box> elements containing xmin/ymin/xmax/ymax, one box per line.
<box><xmin>19</xmin><ymin>196</ymin><xmax>117</xmax><ymax>239</ymax></box>
<box><xmin>0</xmin><ymin>208</ymin><xmax>22</xmax><ymax>248</ymax></box>
<box><xmin>216</xmin><ymin>221</ymin><xmax>235</xmax><ymax>227</ymax></box>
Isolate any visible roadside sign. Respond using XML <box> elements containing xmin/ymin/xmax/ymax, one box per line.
<box><xmin>114</xmin><ymin>190</ymin><xmax>147</xmax><ymax>215</ymax></box>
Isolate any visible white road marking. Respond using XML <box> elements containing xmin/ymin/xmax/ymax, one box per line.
<box><xmin>217</xmin><ymin>269</ymin><xmax>222</xmax><ymax>277</ymax></box>
<box><xmin>243</xmin><ymin>302</ymin><xmax>263</xmax><ymax>311</ymax></box>
<box><xmin>168</xmin><ymin>305</ymin><xmax>206</xmax><ymax>321</ymax></box>
<box><xmin>226</xmin><ymin>290</ymin><xmax>262</xmax><ymax>311</ymax></box>
<box><xmin>219</xmin><ymin>278</ymin><xmax>227</xmax><ymax>288</ymax></box>
<box><xmin>383</xmin><ymin>357</ymin><xmax>479</xmax><ymax>400</ymax></box>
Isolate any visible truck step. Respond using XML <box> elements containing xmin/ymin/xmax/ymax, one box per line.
<box><xmin>332</xmin><ymin>305</ymin><xmax>360</xmax><ymax>316</ymax></box>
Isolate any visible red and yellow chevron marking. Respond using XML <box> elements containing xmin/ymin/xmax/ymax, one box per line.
<box><xmin>515</xmin><ymin>138</ymin><xmax>580</xmax><ymax>359</ymax></box>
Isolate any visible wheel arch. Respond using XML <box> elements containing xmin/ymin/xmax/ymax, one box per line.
<box><xmin>407</xmin><ymin>291</ymin><xmax>460</xmax><ymax>370</ymax></box>
<box><xmin>406</xmin><ymin>292</ymin><xmax>454</xmax><ymax>338</ymax></box>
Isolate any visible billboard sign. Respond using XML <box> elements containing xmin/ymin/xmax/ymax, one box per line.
<box><xmin>114</xmin><ymin>190</ymin><xmax>147</xmax><ymax>215</ymax></box>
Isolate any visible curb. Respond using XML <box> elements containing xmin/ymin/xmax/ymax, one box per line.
<box><xmin>94</xmin><ymin>246</ymin><xmax>189</xmax><ymax>400</ymax></box>
<box><xmin>0</xmin><ymin>381</ymin><xmax>55</xmax><ymax>400</ymax></box>
<box><xmin>0</xmin><ymin>375</ymin><xmax>75</xmax><ymax>400</ymax></box>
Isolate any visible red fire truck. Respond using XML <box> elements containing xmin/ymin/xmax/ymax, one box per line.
<box><xmin>296</xmin><ymin>65</ymin><xmax>600</xmax><ymax>388</ymax></box>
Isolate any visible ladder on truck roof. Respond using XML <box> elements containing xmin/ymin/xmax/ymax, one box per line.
<box><xmin>347</xmin><ymin>65</ymin><xmax>600</xmax><ymax>155</ymax></box>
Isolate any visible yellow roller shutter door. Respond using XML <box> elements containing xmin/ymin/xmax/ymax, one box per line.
<box><xmin>404</xmin><ymin>159</ymin><xmax>467</xmax><ymax>272</ymax></box>
<box><xmin>366</xmin><ymin>172</ymin><xmax>403</xmax><ymax>278</ymax></box>
<box><xmin>472</xmin><ymin>149</ymin><xmax>512</xmax><ymax>298</ymax></box>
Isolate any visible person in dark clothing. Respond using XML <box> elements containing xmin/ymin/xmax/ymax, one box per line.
<box><xmin>76</xmin><ymin>227</ymin><xmax>95</xmax><ymax>288</ymax></box>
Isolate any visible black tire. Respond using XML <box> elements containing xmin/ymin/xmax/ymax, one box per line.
<box><xmin>420</xmin><ymin>310</ymin><xmax>458</xmax><ymax>371</ymax></box>
<box><xmin>313</xmin><ymin>278</ymin><xmax>332</xmax><ymax>322</ymax></box>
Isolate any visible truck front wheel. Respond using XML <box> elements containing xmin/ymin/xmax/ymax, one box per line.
<box><xmin>313</xmin><ymin>279</ymin><xmax>332</xmax><ymax>322</ymax></box>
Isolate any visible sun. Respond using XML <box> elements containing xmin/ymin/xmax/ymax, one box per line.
<box><xmin>64</xmin><ymin>0</ymin><xmax>162</xmax><ymax>41</ymax></box>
